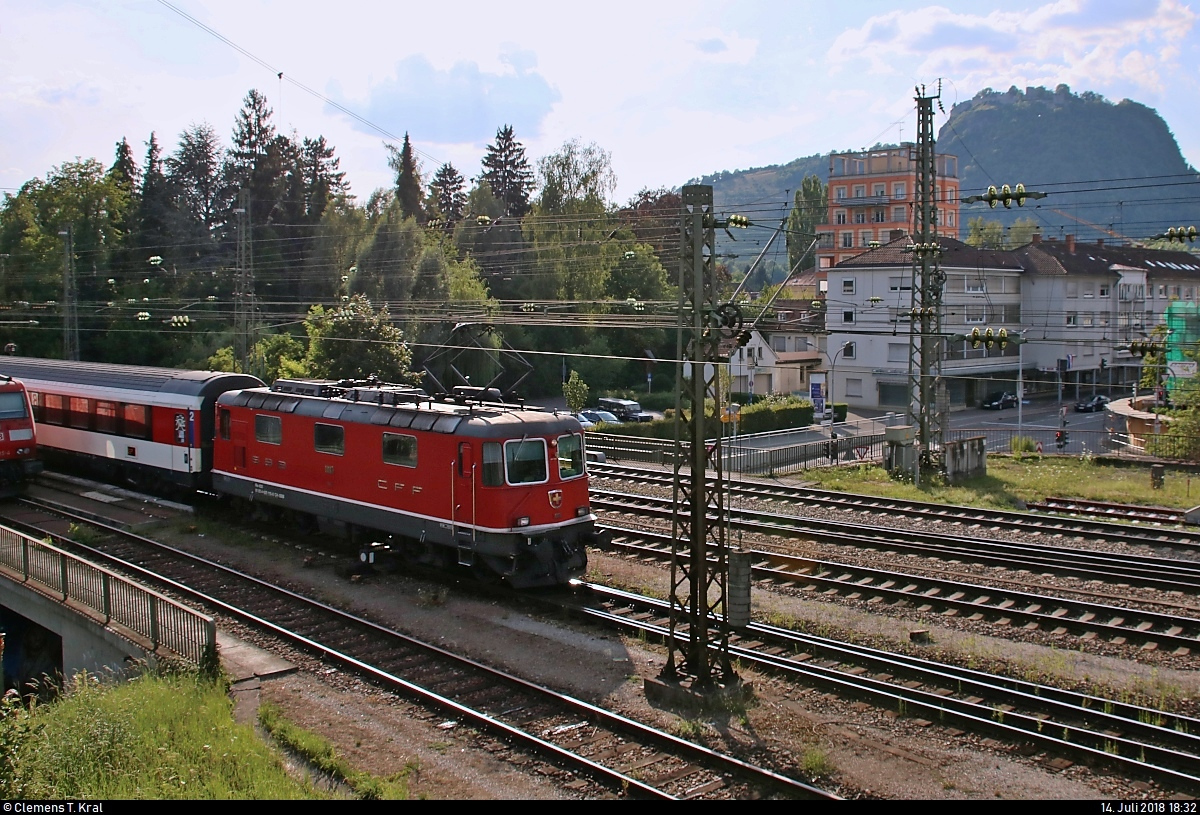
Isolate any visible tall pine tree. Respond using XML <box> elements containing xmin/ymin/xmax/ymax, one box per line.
<box><xmin>137</xmin><ymin>132</ymin><xmax>176</xmax><ymax>260</ymax></box>
<box><xmin>429</xmin><ymin>163</ymin><xmax>466</xmax><ymax>226</ymax></box>
<box><xmin>480</xmin><ymin>125</ymin><xmax>533</xmax><ymax>218</ymax></box>
<box><xmin>388</xmin><ymin>133</ymin><xmax>424</xmax><ymax>222</ymax></box>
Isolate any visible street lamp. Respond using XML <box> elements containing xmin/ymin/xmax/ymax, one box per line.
<box><xmin>826</xmin><ymin>340</ymin><xmax>853</xmax><ymax>427</ymax></box>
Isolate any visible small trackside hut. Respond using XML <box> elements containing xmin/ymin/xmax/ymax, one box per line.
<box><xmin>211</xmin><ymin>378</ymin><xmax>598</xmax><ymax>588</ymax></box>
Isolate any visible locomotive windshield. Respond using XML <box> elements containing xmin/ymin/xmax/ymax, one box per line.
<box><xmin>505</xmin><ymin>438</ymin><xmax>547</xmax><ymax>484</ymax></box>
<box><xmin>0</xmin><ymin>392</ymin><xmax>28</xmax><ymax>420</ymax></box>
<box><xmin>557</xmin><ymin>433</ymin><xmax>584</xmax><ymax>478</ymax></box>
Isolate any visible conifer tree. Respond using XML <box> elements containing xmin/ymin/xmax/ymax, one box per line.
<box><xmin>389</xmin><ymin>133</ymin><xmax>424</xmax><ymax>222</ymax></box>
<box><xmin>480</xmin><ymin>125</ymin><xmax>534</xmax><ymax>218</ymax></box>
<box><xmin>429</xmin><ymin>163</ymin><xmax>466</xmax><ymax>225</ymax></box>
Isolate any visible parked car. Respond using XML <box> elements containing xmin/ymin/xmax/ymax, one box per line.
<box><xmin>597</xmin><ymin>397</ymin><xmax>654</xmax><ymax>422</ymax></box>
<box><xmin>1074</xmin><ymin>394</ymin><xmax>1110</xmax><ymax>412</ymax></box>
<box><xmin>980</xmin><ymin>391</ymin><xmax>1018</xmax><ymax>410</ymax></box>
<box><xmin>573</xmin><ymin>413</ymin><xmax>595</xmax><ymax>429</ymax></box>
<box><xmin>580</xmin><ymin>409</ymin><xmax>622</xmax><ymax>425</ymax></box>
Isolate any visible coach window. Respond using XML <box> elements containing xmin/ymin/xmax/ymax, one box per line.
<box><xmin>27</xmin><ymin>391</ymin><xmax>41</xmax><ymax>422</ymax></box>
<box><xmin>255</xmin><ymin>414</ymin><xmax>282</xmax><ymax>445</ymax></box>
<box><xmin>0</xmin><ymin>391</ymin><xmax>28</xmax><ymax>420</ymax></box>
<box><xmin>314</xmin><ymin>423</ymin><xmax>344</xmax><ymax>455</ymax></box>
<box><xmin>558</xmin><ymin>433</ymin><xmax>584</xmax><ymax>479</ymax></box>
<box><xmin>481</xmin><ymin>442</ymin><xmax>503</xmax><ymax>486</ymax></box>
<box><xmin>505</xmin><ymin>438</ymin><xmax>547</xmax><ymax>485</ymax></box>
<box><xmin>43</xmin><ymin>394</ymin><xmax>64</xmax><ymax>425</ymax></box>
<box><xmin>382</xmin><ymin>432</ymin><xmax>417</xmax><ymax>467</ymax></box>
<box><xmin>68</xmin><ymin>397</ymin><xmax>90</xmax><ymax>429</ymax></box>
<box><xmin>123</xmin><ymin>404</ymin><xmax>150</xmax><ymax>439</ymax></box>
<box><xmin>95</xmin><ymin>401</ymin><xmax>118</xmax><ymax>434</ymax></box>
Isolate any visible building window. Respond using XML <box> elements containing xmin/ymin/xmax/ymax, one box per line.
<box><xmin>835</xmin><ymin>211</ymin><xmax>847</xmax><ymax>224</ymax></box>
<box><xmin>842</xmin><ymin>342</ymin><xmax>856</xmax><ymax>358</ymax></box>
<box><xmin>1100</xmin><ymin>285</ymin><xmax>1110</xmax><ymax>297</ymax></box>
<box><xmin>966</xmin><ymin>279</ymin><xmax>986</xmax><ymax>293</ymax></box>
<box><xmin>873</xmin><ymin>209</ymin><xmax>886</xmax><ymax>223</ymax></box>
<box><xmin>773</xmin><ymin>336</ymin><xmax>786</xmax><ymax>352</ymax></box>
<box><xmin>842</xmin><ymin>310</ymin><xmax>855</xmax><ymax>324</ymax></box>
<box><xmin>1083</xmin><ymin>283</ymin><xmax>1095</xmax><ymax>298</ymax></box>
<box><xmin>887</xmin><ymin>343</ymin><xmax>907</xmax><ymax>363</ymax></box>
<box><xmin>873</xmin><ymin>184</ymin><xmax>886</xmax><ymax>197</ymax></box>
<box><xmin>964</xmin><ymin>306</ymin><xmax>985</xmax><ymax>323</ymax></box>
<box><xmin>845</xmin><ymin>378</ymin><xmax>863</xmax><ymax>398</ymax></box>
<box><xmin>1187</xmin><ymin>287</ymin><xmax>1195</xmax><ymax>301</ymax></box>
<box><xmin>835</xmin><ymin>186</ymin><xmax>846</xmax><ymax>200</ymax></box>
<box><xmin>1157</xmin><ymin>284</ymin><xmax>1167</xmax><ymax>298</ymax></box>
<box><xmin>854</xmin><ymin>211</ymin><xmax>866</xmax><ymax>224</ymax></box>
<box><xmin>892</xmin><ymin>206</ymin><xmax>905</xmax><ymax>222</ymax></box>
<box><xmin>841</xmin><ymin>232</ymin><xmax>854</xmax><ymax>248</ymax></box>
<box><xmin>1066</xmin><ymin>282</ymin><xmax>1078</xmax><ymax>298</ymax></box>
<box><xmin>889</xmin><ymin>276</ymin><xmax>912</xmax><ymax>291</ymax></box>
<box><xmin>892</xmin><ymin>182</ymin><xmax>906</xmax><ymax>200</ymax></box>
<box><xmin>860</xmin><ymin>231</ymin><xmax>873</xmax><ymax>247</ymax></box>
<box><xmin>853</xmin><ymin>185</ymin><xmax>865</xmax><ymax>198</ymax></box>
<box><xmin>947</xmin><ymin>212</ymin><xmax>955</xmax><ymax>227</ymax></box>
<box><xmin>1066</xmin><ymin>312</ymin><xmax>1078</xmax><ymax>327</ymax></box>
<box><xmin>841</xmin><ymin>278</ymin><xmax>855</xmax><ymax>295</ymax></box>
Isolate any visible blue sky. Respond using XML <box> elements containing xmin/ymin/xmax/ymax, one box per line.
<box><xmin>2</xmin><ymin>0</ymin><xmax>1197</xmax><ymax>205</ymax></box>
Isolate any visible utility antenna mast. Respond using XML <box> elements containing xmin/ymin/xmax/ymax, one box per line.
<box><xmin>907</xmin><ymin>85</ymin><xmax>946</xmax><ymax>476</ymax></box>
<box><xmin>233</xmin><ymin>189</ymin><xmax>255</xmax><ymax>372</ymax></box>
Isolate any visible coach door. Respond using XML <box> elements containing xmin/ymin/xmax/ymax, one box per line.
<box><xmin>171</xmin><ymin>410</ymin><xmax>194</xmax><ymax>473</ymax></box>
<box><xmin>454</xmin><ymin>442</ymin><xmax>476</xmax><ymax>565</ymax></box>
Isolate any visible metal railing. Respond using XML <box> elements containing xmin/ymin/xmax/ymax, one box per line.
<box><xmin>0</xmin><ymin>526</ymin><xmax>216</xmax><ymax>669</ymax></box>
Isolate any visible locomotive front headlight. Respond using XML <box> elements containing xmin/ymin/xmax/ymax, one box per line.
<box><xmin>576</xmin><ymin>506</ymin><xmax>589</xmax><ymax>517</ymax></box>
<box><xmin>515</xmin><ymin>516</ymin><xmax>530</xmax><ymax>527</ymax></box>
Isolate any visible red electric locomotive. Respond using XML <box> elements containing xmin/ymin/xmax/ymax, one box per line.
<box><xmin>211</xmin><ymin>377</ymin><xmax>598</xmax><ymax>588</ymax></box>
<box><xmin>0</xmin><ymin>375</ymin><xmax>41</xmax><ymax>496</ymax></box>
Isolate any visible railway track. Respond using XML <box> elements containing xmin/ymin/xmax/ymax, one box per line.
<box><xmin>1027</xmin><ymin>497</ymin><xmax>1191</xmax><ymax>526</ymax></box>
<box><xmin>568</xmin><ymin>582</ymin><xmax>1200</xmax><ymax>792</ymax></box>
<box><xmin>600</xmin><ymin>523</ymin><xmax>1200</xmax><ymax>654</ymax></box>
<box><xmin>2</xmin><ymin>494</ymin><xmax>838</xmax><ymax>801</ymax></box>
<box><xmin>589</xmin><ymin>463</ymin><xmax>1200</xmax><ymax>554</ymax></box>
<box><xmin>591</xmin><ymin>490</ymin><xmax>1200</xmax><ymax>597</ymax></box>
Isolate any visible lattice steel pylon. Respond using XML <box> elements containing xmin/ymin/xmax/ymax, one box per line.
<box><xmin>662</xmin><ymin>184</ymin><xmax>737</xmax><ymax>687</ymax></box>
<box><xmin>906</xmin><ymin>86</ymin><xmax>946</xmax><ymax>478</ymax></box>
<box><xmin>233</xmin><ymin>189</ymin><xmax>255</xmax><ymax>373</ymax></box>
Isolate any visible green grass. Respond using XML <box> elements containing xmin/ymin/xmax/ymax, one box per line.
<box><xmin>0</xmin><ymin>671</ymin><xmax>325</xmax><ymax>799</ymax></box>
<box><xmin>793</xmin><ymin>459</ymin><xmax>1200</xmax><ymax>511</ymax></box>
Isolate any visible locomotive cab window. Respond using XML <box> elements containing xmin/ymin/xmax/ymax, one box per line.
<box><xmin>218</xmin><ymin>408</ymin><xmax>230</xmax><ymax>441</ymax></box>
<box><xmin>255</xmin><ymin>414</ymin><xmax>282</xmax><ymax>445</ymax></box>
<box><xmin>314</xmin><ymin>423</ymin><xmax>344</xmax><ymax>455</ymax></box>
<box><xmin>482</xmin><ymin>443</ymin><xmax>503</xmax><ymax>486</ymax></box>
<box><xmin>505</xmin><ymin>438</ymin><xmax>548</xmax><ymax>485</ymax></box>
<box><xmin>0</xmin><ymin>392</ymin><xmax>28</xmax><ymax>420</ymax></box>
<box><xmin>557</xmin><ymin>433</ymin><xmax>584</xmax><ymax>479</ymax></box>
<box><xmin>382</xmin><ymin>432</ymin><xmax>417</xmax><ymax>467</ymax></box>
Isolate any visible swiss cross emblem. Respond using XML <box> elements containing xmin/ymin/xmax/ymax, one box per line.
<box><xmin>548</xmin><ymin>489</ymin><xmax>563</xmax><ymax>509</ymax></box>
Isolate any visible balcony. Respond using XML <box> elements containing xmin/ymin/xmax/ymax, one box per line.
<box><xmin>834</xmin><ymin>195</ymin><xmax>892</xmax><ymax>208</ymax></box>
